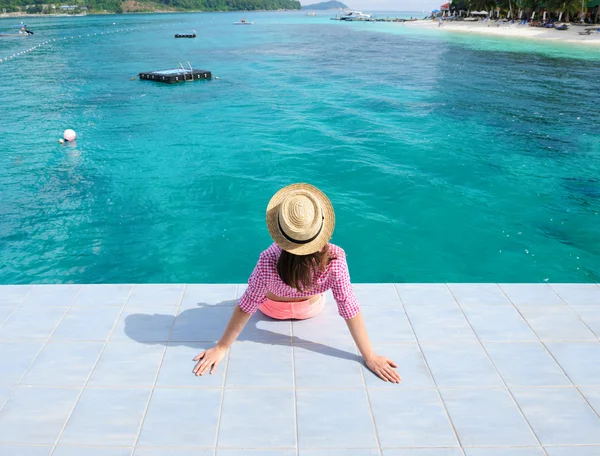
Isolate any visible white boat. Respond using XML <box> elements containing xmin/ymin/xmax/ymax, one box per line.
<box><xmin>0</xmin><ymin>23</ymin><xmax>34</xmax><ymax>37</ymax></box>
<box><xmin>234</xmin><ymin>19</ymin><xmax>254</xmax><ymax>25</ymax></box>
<box><xmin>306</xmin><ymin>11</ymin><xmax>316</xmax><ymax>16</ymax></box>
<box><xmin>339</xmin><ymin>10</ymin><xmax>372</xmax><ymax>21</ymax></box>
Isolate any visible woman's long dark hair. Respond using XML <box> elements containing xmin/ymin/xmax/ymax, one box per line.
<box><xmin>277</xmin><ymin>244</ymin><xmax>332</xmax><ymax>292</ymax></box>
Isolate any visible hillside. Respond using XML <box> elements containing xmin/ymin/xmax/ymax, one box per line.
<box><xmin>301</xmin><ymin>0</ymin><xmax>347</xmax><ymax>10</ymax></box>
<box><xmin>0</xmin><ymin>0</ymin><xmax>301</xmax><ymax>14</ymax></box>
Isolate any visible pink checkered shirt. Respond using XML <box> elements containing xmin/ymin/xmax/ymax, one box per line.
<box><xmin>238</xmin><ymin>243</ymin><xmax>361</xmax><ymax>320</ymax></box>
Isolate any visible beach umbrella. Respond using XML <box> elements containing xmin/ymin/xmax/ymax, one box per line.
<box><xmin>432</xmin><ymin>9</ymin><xmax>440</xmax><ymax>13</ymax></box>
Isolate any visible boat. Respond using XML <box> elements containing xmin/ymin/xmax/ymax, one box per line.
<box><xmin>339</xmin><ymin>10</ymin><xmax>372</xmax><ymax>21</ymax></box>
<box><xmin>234</xmin><ymin>18</ymin><xmax>254</xmax><ymax>25</ymax></box>
<box><xmin>0</xmin><ymin>23</ymin><xmax>34</xmax><ymax>37</ymax></box>
<box><xmin>306</xmin><ymin>11</ymin><xmax>316</xmax><ymax>16</ymax></box>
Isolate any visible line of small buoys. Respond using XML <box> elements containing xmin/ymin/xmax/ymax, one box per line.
<box><xmin>0</xmin><ymin>23</ymin><xmax>173</xmax><ymax>64</ymax></box>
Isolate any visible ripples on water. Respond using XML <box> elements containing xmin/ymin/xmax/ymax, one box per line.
<box><xmin>0</xmin><ymin>12</ymin><xmax>599</xmax><ymax>283</ymax></box>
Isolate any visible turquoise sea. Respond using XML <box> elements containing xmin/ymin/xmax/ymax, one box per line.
<box><xmin>0</xmin><ymin>12</ymin><xmax>599</xmax><ymax>284</ymax></box>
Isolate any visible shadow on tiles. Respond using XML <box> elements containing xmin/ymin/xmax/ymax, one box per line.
<box><xmin>123</xmin><ymin>300</ymin><xmax>361</xmax><ymax>363</ymax></box>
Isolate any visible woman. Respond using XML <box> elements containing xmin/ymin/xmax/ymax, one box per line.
<box><xmin>193</xmin><ymin>183</ymin><xmax>401</xmax><ymax>383</ymax></box>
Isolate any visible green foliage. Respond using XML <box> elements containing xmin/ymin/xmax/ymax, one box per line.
<box><xmin>0</xmin><ymin>0</ymin><xmax>301</xmax><ymax>13</ymax></box>
<box><xmin>451</xmin><ymin>0</ymin><xmax>591</xmax><ymax>13</ymax></box>
<box><xmin>301</xmin><ymin>1</ymin><xmax>348</xmax><ymax>10</ymax></box>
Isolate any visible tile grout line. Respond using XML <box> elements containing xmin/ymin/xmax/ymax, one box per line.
<box><xmin>357</xmin><ymin>340</ymin><xmax>384</xmax><ymax>456</ymax></box>
<box><xmin>0</xmin><ymin>285</ymin><xmax>84</xmax><ymax>434</ymax></box>
<box><xmin>547</xmin><ymin>284</ymin><xmax>600</xmax><ymax>343</ymax></box>
<box><xmin>129</xmin><ymin>284</ymin><xmax>186</xmax><ymax>453</ymax></box>
<box><xmin>291</xmin><ymin>312</ymin><xmax>300</xmax><ymax>456</ymax></box>
<box><xmin>214</xmin><ymin>284</ymin><xmax>239</xmax><ymax>450</ymax></box>
<box><xmin>213</xmin><ymin>341</ymin><xmax>231</xmax><ymax>450</ymax></box>
<box><xmin>497</xmin><ymin>284</ymin><xmax>600</xmax><ymax>424</ymax></box>
<box><xmin>0</xmin><ymin>286</ymin><xmax>34</xmax><ymax>330</ymax></box>
<box><xmin>0</xmin><ymin>286</ymin><xmax>36</xmax><ymax>414</ymax></box>
<box><xmin>449</xmin><ymin>283</ymin><xmax>549</xmax><ymax>455</ymax></box>
<box><xmin>394</xmin><ymin>284</ymin><xmax>467</xmax><ymax>456</ymax></box>
<box><xmin>47</xmin><ymin>284</ymin><xmax>135</xmax><ymax>455</ymax></box>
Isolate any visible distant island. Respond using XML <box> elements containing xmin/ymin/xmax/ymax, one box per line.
<box><xmin>301</xmin><ymin>1</ymin><xmax>347</xmax><ymax>10</ymax></box>
<box><xmin>0</xmin><ymin>0</ymin><xmax>301</xmax><ymax>14</ymax></box>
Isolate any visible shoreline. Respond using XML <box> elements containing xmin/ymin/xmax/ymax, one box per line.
<box><xmin>405</xmin><ymin>19</ymin><xmax>600</xmax><ymax>46</ymax></box>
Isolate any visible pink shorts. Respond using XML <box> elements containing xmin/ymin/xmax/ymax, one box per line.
<box><xmin>259</xmin><ymin>294</ymin><xmax>325</xmax><ymax>320</ymax></box>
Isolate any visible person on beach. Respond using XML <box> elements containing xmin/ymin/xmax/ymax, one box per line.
<box><xmin>193</xmin><ymin>183</ymin><xmax>401</xmax><ymax>384</ymax></box>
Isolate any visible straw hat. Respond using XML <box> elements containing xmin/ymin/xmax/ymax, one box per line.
<box><xmin>266</xmin><ymin>183</ymin><xmax>335</xmax><ymax>255</ymax></box>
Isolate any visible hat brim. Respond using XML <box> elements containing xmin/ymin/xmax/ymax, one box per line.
<box><xmin>266</xmin><ymin>183</ymin><xmax>335</xmax><ymax>255</ymax></box>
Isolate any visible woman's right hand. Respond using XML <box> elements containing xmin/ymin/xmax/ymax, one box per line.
<box><xmin>193</xmin><ymin>345</ymin><xmax>227</xmax><ymax>376</ymax></box>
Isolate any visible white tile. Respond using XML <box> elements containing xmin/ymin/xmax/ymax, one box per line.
<box><xmin>406</xmin><ymin>305</ymin><xmax>477</xmax><ymax>342</ymax></box>
<box><xmin>383</xmin><ymin>450</ymin><xmax>463</xmax><ymax>456</ymax></box>
<box><xmin>447</xmin><ymin>283</ymin><xmax>511</xmax><ymax>306</ymax></box>
<box><xmin>0</xmin><ymin>285</ymin><xmax>31</xmax><ymax>306</ymax></box>
<box><xmin>21</xmin><ymin>342</ymin><xmax>104</xmax><ymax>387</ymax></box>
<box><xmin>0</xmin><ymin>341</ymin><xmax>44</xmax><ymax>386</ymax></box>
<box><xmin>111</xmin><ymin>306</ymin><xmax>177</xmax><ymax>342</ymax></box>
<box><xmin>218</xmin><ymin>389</ymin><xmax>295</xmax><ymax>448</ymax></box>
<box><xmin>0</xmin><ymin>306</ymin><xmax>69</xmax><ymax>340</ymax></box>
<box><xmin>171</xmin><ymin>307</ymin><xmax>232</xmax><ymax>343</ymax></box>
<box><xmin>60</xmin><ymin>388</ymin><xmax>151</xmax><ymax>446</ymax></box>
<box><xmin>136</xmin><ymin>450</ymin><xmax>213</xmax><ymax>456</ymax></box>
<box><xmin>294</xmin><ymin>343</ymin><xmax>363</xmax><ymax>389</ymax></box>
<box><xmin>138</xmin><ymin>388</ymin><xmax>221</xmax><ymax>447</ymax></box>
<box><xmin>362</xmin><ymin>305</ymin><xmax>416</xmax><ymax>343</ymax></box>
<box><xmin>421</xmin><ymin>342</ymin><xmax>503</xmax><ymax>387</ymax></box>
<box><xmin>74</xmin><ymin>284</ymin><xmax>133</xmax><ymax>306</ymax></box>
<box><xmin>0</xmin><ymin>446</ymin><xmax>52</xmax><ymax>456</ymax></box>
<box><xmin>465</xmin><ymin>449</ymin><xmax>545</xmax><ymax>456</ymax></box>
<box><xmin>180</xmin><ymin>284</ymin><xmax>237</xmax><ymax>309</ymax></box>
<box><xmin>88</xmin><ymin>342</ymin><xmax>165</xmax><ymax>387</ymax></box>
<box><xmin>226</xmin><ymin>341</ymin><xmax>293</xmax><ymax>388</ymax></box>
<box><xmin>395</xmin><ymin>284</ymin><xmax>457</xmax><ymax>307</ymax></box>
<box><xmin>461</xmin><ymin>304</ymin><xmax>537</xmax><ymax>342</ymax></box>
<box><xmin>499</xmin><ymin>284</ymin><xmax>564</xmax><ymax>307</ymax></box>
<box><xmin>545</xmin><ymin>342</ymin><xmax>600</xmax><ymax>386</ymax></box>
<box><xmin>22</xmin><ymin>285</ymin><xmax>82</xmax><ymax>306</ymax></box>
<box><xmin>0</xmin><ymin>386</ymin><xmax>81</xmax><ymax>444</ymax></box>
<box><xmin>483</xmin><ymin>341</ymin><xmax>571</xmax><ymax>387</ymax></box>
<box><xmin>54</xmin><ymin>447</ymin><xmax>133</xmax><ymax>456</ymax></box>
<box><xmin>518</xmin><ymin>306</ymin><xmax>596</xmax><ymax>341</ymax></box>
<box><xmin>362</xmin><ymin>343</ymin><xmax>434</xmax><ymax>389</ymax></box>
<box><xmin>545</xmin><ymin>447</ymin><xmax>600</xmax><ymax>456</ymax></box>
<box><xmin>512</xmin><ymin>387</ymin><xmax>600</xmax><ymax>445</ymax></box>
<box><xmin>352</xmin><ymin>283</ymin><xmax>402</xmax><ymax>306</ymax></box>
<box><xmin>369</xmin><ymin>389</ymin><xmax>458</xmax><ymax>448</ymax></box>
<box><xmin>580</xmin><ymin>387</ymin><xmax>600</xmax><ymax>417</ymax></box>
<box><xmin>550</xmin><ymin>284</ymin><xmax>600</xmax><ymax>307</ymax></box>
<box><xmin>440</xmin><ymin>387</ymin><xmax>538</xmax><ymax>447</ymax></box>
<box><xmin>572</xmin><ymin>306</ymin><xmax>600</xmax><ymax>339</ymax></box>
<box><xmin>127</xmin><ymin>285</ymin><xmax>185</xmax><ymax>307</ymax></box>
<box><xmin>157</xmin><ymin>342</ymin><xmax>225</xmax><ymax>388</ymax></box>
<box><xmin>297</xmin><ymin>389</ymin><xmax>377</xmax><ymax>449</ymax></box>
<box><xmin>51</xmin><ymin>306</ymin><xmax>122</xmax><ymax>341</ymax></box>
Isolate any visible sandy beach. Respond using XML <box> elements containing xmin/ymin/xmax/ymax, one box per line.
<box><xmin>406</xmin><ymin>19</ymin><xmax>600</xmax><ymax>45</ymax></box>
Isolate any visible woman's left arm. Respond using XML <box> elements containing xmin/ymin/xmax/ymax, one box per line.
<box><xmin>345</xmin><ymin>312</ymin><xmax>401</xmax><ymax>384</ymax></box>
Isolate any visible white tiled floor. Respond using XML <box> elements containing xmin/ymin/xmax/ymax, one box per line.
<box><xmin>0</xmin><ymin>283</ymin><xmax>599</xmax><ymax>456</ymax></box>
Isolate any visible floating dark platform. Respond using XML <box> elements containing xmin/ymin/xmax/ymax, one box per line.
<box><xmin>175</xmin><ymin>33</ymin><xmax>196</xmax><ymax>38</ymax></box>
<box><xmin>139</xmin><ymin>69</ymin><xmax>211</xmax><ymax>84</ymax></box>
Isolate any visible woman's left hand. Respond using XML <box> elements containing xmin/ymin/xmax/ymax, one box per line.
<box><xmin>366</xmin><ymin>355</ymin><xmax>401</xmax><ymax>383</ymax></box>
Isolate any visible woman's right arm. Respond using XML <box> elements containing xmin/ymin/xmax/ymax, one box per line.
<box><xmin>193</xmin><ymin>254</ymin><xmax>268</xmax><ymax>376</ymax></box>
